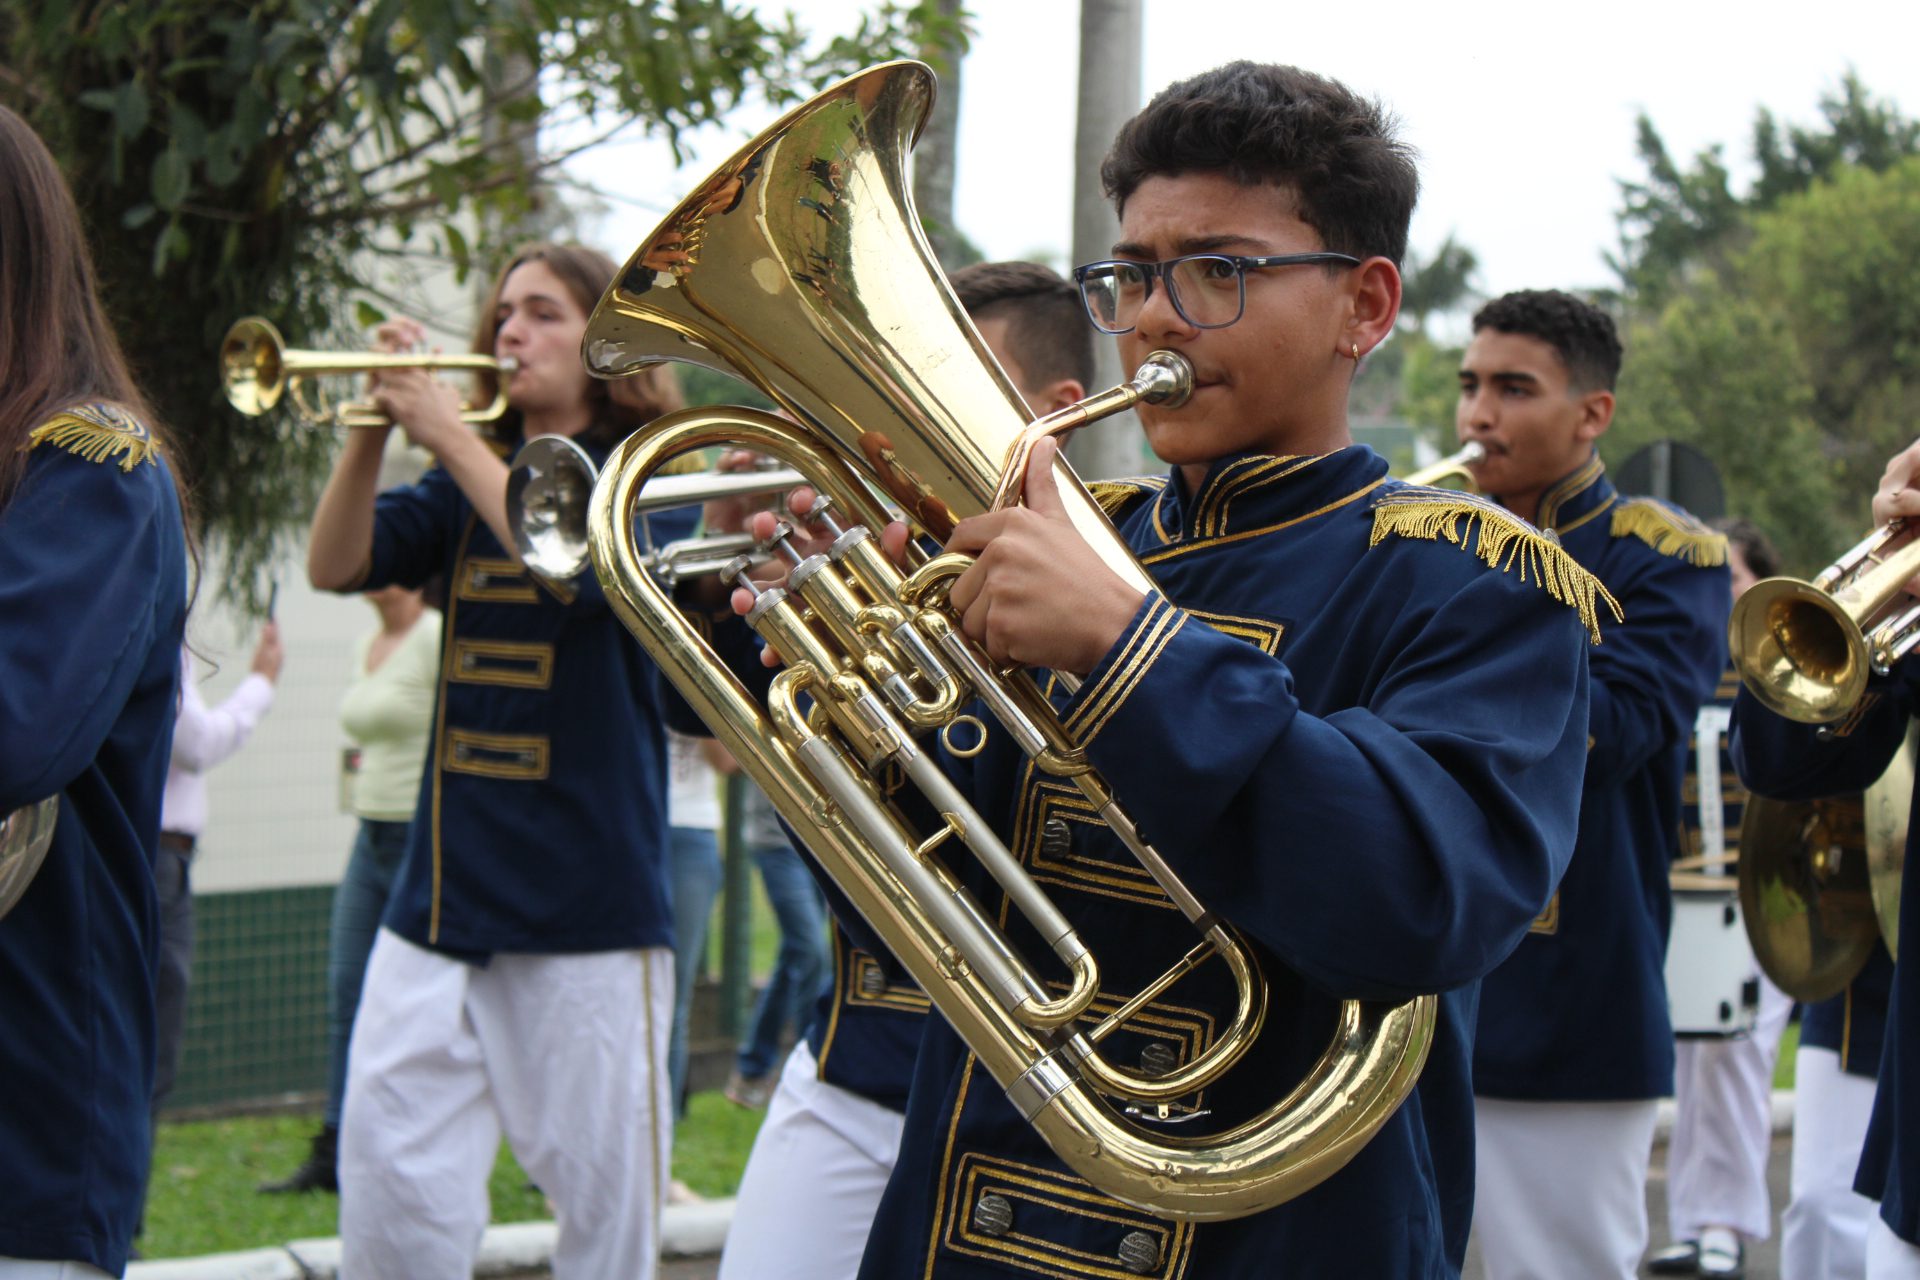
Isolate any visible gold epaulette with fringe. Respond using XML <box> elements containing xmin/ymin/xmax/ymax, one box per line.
<box><xmin>25</xmin><ymin>403</ymin><xmax>156</xmax><ymax>472</ymax></box>
<box><xmin>1369</xmin><ymin>489</ymin><xmax>1623</xmax><ymax>644</ymax></box>
<box><xmin>1086</xmin><ymin>476</ymin><xmax>1166</xmax><ymax>521</ymax></box>
<box><xmin>1610</xmin><ymin>498</ymin><xmax>1728</xmax><ymax>567</ymax></box>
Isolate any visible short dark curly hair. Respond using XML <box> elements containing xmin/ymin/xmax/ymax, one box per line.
<box><xmin>1713</xmin><ymin>516</ymin><xmax>1782</xmax><ymax>580</ymax></box>
<box><xmin>1471</xmin><ymin>290</ymin><xmax>1624</xmax><ymax>391</ymax></box>
<box><xmin>1100</xmin><ymin>62</ymin><xmax>1419</xmax><ymax>267</ymax></box>
<box><xmin>951</xmin><ymin>260</ymin><xmax>1095</xmax><ymax>391</ymax></box>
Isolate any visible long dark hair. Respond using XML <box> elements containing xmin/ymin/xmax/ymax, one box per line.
<box><xmin>0</xmin><ymin>105</ymin><xmax>183</xmax><ymax>511</ymax></box>
<box><xmin>468</xmin><ymin>242</ymin><xmax>684</xmax><ymax>450</ymax></box>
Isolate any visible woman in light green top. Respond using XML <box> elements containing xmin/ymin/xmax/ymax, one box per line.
<box><xmin>261</xmin><ymin>584</ymin><xmax>440</xmax><ymax>1194</ymax></box>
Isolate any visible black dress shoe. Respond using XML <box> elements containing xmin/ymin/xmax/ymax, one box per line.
<box><xmin>1646</xmin><ymin>1239</ymin><xmax>1699</xmax><ymax>1275</ymax></box>
<box><xmin>258</xmin><ymin>1123</ymin><xmax>338</xmax><ymax>1194</ymax></box>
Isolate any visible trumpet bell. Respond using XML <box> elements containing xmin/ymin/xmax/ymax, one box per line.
<box><xmin>220</xmin><ymin>316</ymin><xmax>288</xmax><ymax>417</ymax></box>
<box><xmin>1729</xmin><ymin>577</ymin><xmax>1871</xmax><ymax>725</ymax></box>
<box><xmin>507</xmin><ymin>436</ymin><xmax>598</xmax><ymax>579</ymax></box>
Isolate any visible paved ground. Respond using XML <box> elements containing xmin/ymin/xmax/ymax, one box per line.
<box><xmin>540</xmin><ymin>1134</ymin><xmax>1797</xmax><ymax>1279</ymax></box>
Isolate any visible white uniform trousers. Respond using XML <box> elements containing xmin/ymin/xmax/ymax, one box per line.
<box><xmin>1785</xmin><ymin>1045</ymin><xmax>1881</xmax><ymax>1280</ymax></box>
<box><xmin>0</xmin><ymin>1263</ymin><xmax>112</xmax><ymax>1279</ymax></box>
<box><xmin>1668</xmin><ymin>972</ymin><xmax>1794</xmax><ymax>1240</ymax></box>
<box><xmin>1472</xmin><ymin>1096</ymin><xmax>1661</xmax><ymax>1280</ymax></box>
<box><xmin>338</xmin><ymin>928</ymin><xmax>673</xmax><ymax>1280</ymax></box>
<box><xmin>1870</xmin><ymin>1218</ymin><xmax>1920</xmax><ymax>1279</ymax></box>
<box><xmin>717</xmin><ymin>1041</ymin><xmax>906</xmax><ymax>1280</ymax></box>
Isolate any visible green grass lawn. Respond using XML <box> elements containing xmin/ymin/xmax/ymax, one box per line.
<box><xmin>141</xmin><ymin>1092</ymin><xmax>766</xmax><ymax>1260</ymax></box>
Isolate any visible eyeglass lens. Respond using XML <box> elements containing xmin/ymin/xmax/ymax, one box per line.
<box><xmin>1080</xmin><ymin>256</ymin><xmax>1245</xmax><ymax>333</ymax></box>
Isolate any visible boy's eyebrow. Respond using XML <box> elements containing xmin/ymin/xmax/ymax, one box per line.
<box><xmin>1458</xmin><ymin>368</ymin><xmax>1543</xmax><ymax>387</ymax></box>
<box><xmin>1109</xmin><ymin>233</ymin><xmax>1273</xmax><ymax>258</ymax></box>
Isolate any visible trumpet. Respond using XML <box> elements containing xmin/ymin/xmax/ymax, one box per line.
<box><xmin>219</xmin><ymin>316</ymin><xmax>516</xmax><ymax>429</ymax></box>
<box><xmin>1730</xmin><ymin>522</ymin><xmax>1920</xmax><ymax>724</ymax></box>
<box><xmin>505</xmin><ymin>434</ymin><xmax>803</xmax><ymax>583</ymax></box>
<box><xmin>1402</xmin><ymin>441</ymin><xmax>1485</xmax><ymax>490</ymax></box>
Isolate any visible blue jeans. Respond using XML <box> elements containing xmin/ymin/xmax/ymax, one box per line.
<box><xmin>667</xmin><ymin>825</ymin><xmax>722</xmax><ymax>1116</ymax></box>
<box><xmin>325</xmin><ymin>818</ymin><xmax>410</xmax><ymax>1128</ymax></box>
<box><xmin>736</xmin><ymin>841</ymin><xmax>829</xmax><ymax>1080</ymax></box>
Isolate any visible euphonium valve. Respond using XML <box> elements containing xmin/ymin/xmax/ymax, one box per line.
<box><xmin>578</xmin><ymin>59</ymin><xmax>1435</xmax><ymax>1221</ymax></box>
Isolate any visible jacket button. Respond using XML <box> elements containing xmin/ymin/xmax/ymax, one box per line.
<box><xmin>1118</xmin><ymin>1229</ymin><xmax>1160</xmax><ymax>1273</ymax></box>
<box><xmin>1041</xmin><ymin>816</ymin><xmax>1072</xmax><ymax>860</ymax></box>
<box><xmin>971</xmin><ymin>1192</ymin><xmax>1013</xmax><ymax>1238</ymax></box>
<box><xmin>1139</xmin><ymin>1041</ymin><xmax>1179</xmax><ymax>1078</ymax></box>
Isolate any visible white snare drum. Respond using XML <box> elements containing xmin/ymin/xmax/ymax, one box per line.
<box><xmin>1666</xmin><ymin>877</ymin><xmax>1760</xmax><ymax>1037</ymax></box>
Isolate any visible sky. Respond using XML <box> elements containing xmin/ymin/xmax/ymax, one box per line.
<box><xmin>562</xmin><ymin>0</ymin><xmax>1920</xmax><ymax>319</ymax></box>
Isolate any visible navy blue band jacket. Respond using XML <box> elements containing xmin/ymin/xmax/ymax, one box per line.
<box><xmin>358</xmin><ymin>427</ymin><xmax>695</xmax><ymax>959</ymax></box>
<box><xmin>1473</xmin><ymin>455</ymin><xmax>1731</xmax><ymax>1103</ymax></box>
<box><xmin>806</xmin><ymin>927</ymin><xmax>929</xmax><ymax>1113</ymax></box>
<box><xmin>1733</xmin><ymin>663</ymin><xmax>1920</xmax><ymax>1242</ymax></box>
<box><xmin>0</xmin><ymin>407</ymin><xmax>187</xmax><ymax>1275</ymax></box>
<box><xmin>841</xmin><ymin>446</ymin><xmax>1598</xmax><ymax>1278</ymax></box>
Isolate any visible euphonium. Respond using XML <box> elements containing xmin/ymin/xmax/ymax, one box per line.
<box><xmin>219</xmin><ymin>316</ymin><xmax>515</xmax><ymax>429</ymax></box>
<box><xmin>1731</xmin><ymin>522</ymin><xmax>1920</xmax><ymax>723</ymax></box>
<box><xmin>580</xmin><ymin>60</ymin><xmax>1434</xmax><ymax>1221</ymax></box>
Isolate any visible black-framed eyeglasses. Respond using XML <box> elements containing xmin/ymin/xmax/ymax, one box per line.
<box><xmin>1071</xmin><ymin>252</ymin><xmax>1362</xmax><ymax>335</ymax></box>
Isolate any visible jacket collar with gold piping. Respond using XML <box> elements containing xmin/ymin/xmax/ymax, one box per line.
<box><xmin>1142</xmin><ymin>447</ymin><xmax>1387</xmax><ymax>547</ymax></box>
<box><xmin>1530</xmin><ymin>451</ymin><xmax>1727</xmax><ymax>568</ymax></box>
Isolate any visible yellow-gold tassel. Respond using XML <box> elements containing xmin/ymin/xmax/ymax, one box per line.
<box><xmin>1609</xmin><ymin>498</ymin><xmax>1728</xmax><ymax>567</ymax></box>
<box><xmin>25</xmin><ymin>405</ymin><xmax>156</xmax><ymax>472</ymax></box>
<box><xmin>1369</xmin><ymin>493</ymin><xmax>1623</xmax><ymax>643</ymax></box>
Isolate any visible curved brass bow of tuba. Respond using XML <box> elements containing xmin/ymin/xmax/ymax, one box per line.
<box><xmin>581</xmin><ymin>60</ymin><xmax>1435</xmax><ymax>1222</ymax></box>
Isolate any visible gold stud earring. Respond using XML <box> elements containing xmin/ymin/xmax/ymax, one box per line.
<box><xmin>1351</xmin><ymin>343</ymin><xmax>1361</xmax><ymax>362</ymax></box>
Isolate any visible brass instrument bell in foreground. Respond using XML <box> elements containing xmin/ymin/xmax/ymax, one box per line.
<box><xmin>577</xmin><ymin>59</ymin><xmax>1434</xmax><ymax>1221</ymax></box>
<box><xmin>1731</xmin><ymin>522</ymin><xmax>1920</xmax><ymax>724</ymax></box>
<box><xmin>1740</xmin><ymin>726</ymin><xmax>1910</xmax><ymax>996</ymax></box>
<box><xmin>219</xmin><ymin>316</ymin><xmax>515</xmax><ymax>429</ymax></box>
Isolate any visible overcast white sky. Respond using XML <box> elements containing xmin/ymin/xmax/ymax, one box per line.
<box><xmin>564</xmin><ymin>0</ymin><xmax>1920</xmax><ymax>309</ymax></box>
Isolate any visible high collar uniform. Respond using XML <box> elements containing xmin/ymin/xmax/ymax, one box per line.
<box><xmin>1733</xmin><ymin>662</ymin><xmax>1920</xmax><ymax>1242</ymax></box>
<box><xmin>1473</xmin><ymin>455</ymin><xmax>1731</xmax><ymax>1101</ymax></box>
<box><xmin>850</xmin><ymin>446</ymin><xmax>1596</xmax><ymax>1278</ymax></box>
<box><xmin>0</xmin><ymin>408</ymin><xmax>187</xmax><ymax>1276</ymax></box>
<box><xmin>361</xmin><ymin>431</ymin><xmax>696</xmax><ymax>958</ymax></box>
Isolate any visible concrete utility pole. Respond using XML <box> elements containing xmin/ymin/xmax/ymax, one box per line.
<box><xmin>913</xmin><ymin>0</ymin><xmax>969</xmax><ymax>271</ymax></box>
<box><xmin>1066</xmin><ymin>0</ymin><xmax>1145</xmax><ymax>481</ymax></box>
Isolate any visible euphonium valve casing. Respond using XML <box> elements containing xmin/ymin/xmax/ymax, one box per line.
<box><xmin>581</xmin><ymin>60</ymin><xmax>1434</xmax><ymax>1221</ymax></box>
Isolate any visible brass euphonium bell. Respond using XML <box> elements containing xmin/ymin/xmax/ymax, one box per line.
<box><xmin>577</xmin><ymin>59</ymin><xmax>1434</xmax><ymax>1221</ymax></box>
<box><xmin>1739</xmin><ymin>724</ymin><xmax>1909</xmax><ymax>998</ymax></box>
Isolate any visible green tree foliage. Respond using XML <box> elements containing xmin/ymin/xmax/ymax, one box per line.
<box><xmin>1607</xmin><ymin>288</ymin><xmax>1840</xmax><ymax>573</ymax></box>
<box><xmin>1612</xmin><ymin>72</ymin><xmax>1919</xmax><ymax>308</ymax></box>
<box><xmin>0</xmin><ymin>0</ymin><xmax>959</xmax><ymax>607</ymax></box>
<box><xmin>1607</xmin><ymin>75</ymin><xmax>1920</xmax><ymax>566</ymax></box>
